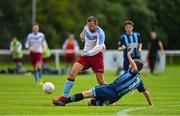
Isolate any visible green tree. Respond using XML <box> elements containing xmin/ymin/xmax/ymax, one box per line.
<box><xmin>0</xmin><ymin>0</ymin><xmax>180</xmax><ymax>50</ymax></box>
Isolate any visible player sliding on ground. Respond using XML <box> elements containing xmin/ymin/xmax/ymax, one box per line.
<box><xmin>53</xmin><ymin>48</ymin><xmax>153</xmax><ymax>106</ymax></box>
<box><xmin>53</xmin><ymin>16</ymin><xmax>107</xmax><ymax>102</ymax></box>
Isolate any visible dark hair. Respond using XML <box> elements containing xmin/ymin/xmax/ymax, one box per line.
<box><xmin>134</xmin><ymin>59</ymin><xmax>143</xmax><ymax>71</ymax></box>
<box><xmin>87</xmin><ymin>16</ymin><xmax>98</xmax><ymax>23</ymax></box>
<box><xmin>125</xmin><ymin>20</ymin><xmax>134</xmax><ymax>27</ymax></box>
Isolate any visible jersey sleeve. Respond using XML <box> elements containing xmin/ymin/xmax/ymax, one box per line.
<box><xmin>119</xmin><ymin>35</ymin><xmax>125</xmax><ymax>47</ymax></box>
<box><xmin>42</xmin><ymin>34</ymin><xmax>47</xmax><ymax>50</ymax></box>
<box><xmin>136</xmin><ymin>80</ymin><xmax>146</xmax><ymax>92</ymax></box>
<box><xmin>25</xmin><ymin>34</ymin><xmax>30</xmax><ymax>49</ymax></box>
<box><xmin>98</xmin><ymin>30</ymin><xmax>105</xmax><ymax>45</ymax></box>
<box><xmin>86</xmin><ymin>30</ymin><xmax>105</xmax><ymax>56</ymax></box>
<box><xmin>74</xmin><ymin>40</ymin><xmax>80</xmax><ymax>51</ymax></box>
<box><xmin>16</xmin><ymin>42</ymin><xmax>22</xmax><ymax>52</ymax></box>
<box><xmin>62</xmin><ymin>40</ymin><xmax>68</xmax><ymax>49</ymax></box>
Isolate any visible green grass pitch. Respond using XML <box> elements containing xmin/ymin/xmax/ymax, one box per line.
<box><xmin>0</xmin><ymin>65</ymin><xmax>180</xmax><ymax>115</ymax></box>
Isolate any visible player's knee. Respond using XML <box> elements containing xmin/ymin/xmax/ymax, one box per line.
<box><xmin>68</xmin><ymin>73</ymin><xmax>75</xmax><ymax>79</ymax></box>
<box><xmin>68</xmin><ymin>71</ymin><xmax>77</xmax><ymax>80</ymax></box>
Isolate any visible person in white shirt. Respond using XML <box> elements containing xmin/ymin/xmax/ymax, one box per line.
<box><xmin>53</xmin><ymin>16</ymin><xmax>107</xmax><ymax>103</ymax></box>
<box><xmin>25</xmin><ymin>23</ymin><xmax>47</xmax><ymax>85</ymax></box>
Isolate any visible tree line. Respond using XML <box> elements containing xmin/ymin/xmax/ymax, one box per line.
<box><xmin>0</xmin><ymin>0</ymin><xmax>179</xmax><ymax>49</ymax></box>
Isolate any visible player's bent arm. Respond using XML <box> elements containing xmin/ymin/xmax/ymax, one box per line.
<box><xmin>143</xmin><ymin>90</ymin><xmax>153</xmax><ymax>105</ymax></box>
<box><xmin>138</xmin><ymin>43</ymin><xmax>142</xmax><ymax>53</ymax></box>
<box><xmin>62</xmin><ymin>40</ymin><xmax>67</xmax><ymax>50</ymax></box>
<box><xmin>86</xmin><ymin>31</ymin><xmax>105</xmax><ymax>56</ymax></box>
<box><xmin>81</xmin><ymin>38</ymin><xmax>85</xmax><ymax>42</ymax></box>
<box><xmin>127</xmin><ymin>48</ymin><xmax>138</xmax><ymax>72</ymax></box>
<box><xmin>16</xmin><ymin>42</ymin><xmax>22</xmax><ymax>52</ymax></box>
<box><xmin>80</xmin><ymin>31</ymin><xmax>85</xmax><ymax>42</ymax></box>
<box><xmin>25</xmin><ymin>40</ymin><xmax>29</xmax><ymax>49</ymax></box>
<box><xmin>86</xmin><ymin>44</ymin><xmax>104</xmax><ymax>56</ymax></box>
<box><xmin>42</xmin><ymin>40</ymin><xmax>48</xmax><ymax>52</ymax></box>
<box><xmin>118</xmin><ymin>45</ymin><xmax>126</xmax><ymax>51</ymax></box>
<box><xmin>158</xmin><ymin>41</ymin><xmax>164</xmax><ymax>53</ymax></box>
<box><xmin>25</xmin><ymin>41</ymin><xmax>32</xmax><ymax>52</ymax></box>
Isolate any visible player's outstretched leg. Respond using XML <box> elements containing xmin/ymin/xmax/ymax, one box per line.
<box><xmin>35</xmin><ymin>62</ymin><xmax>43</xmax><ymax>85</ymax></box>
<box><xmin>53</xmin><ymin>89</ymin><xmax>93</xmax><ymax>106</ymax></box>
<box><xmin>53</xmin><ymin>93</ymin><xmax>84</xmax><ymax>106</ymax></box>
<box><xmin>53</xmin><ymin>63</ymin><xmax>83</xmax><ymax>102</ymax></box>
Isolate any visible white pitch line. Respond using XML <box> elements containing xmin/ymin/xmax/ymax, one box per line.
<box><xmin>116</xmin><ymin>104</ymin><xmax>180</xmax><ymax>116</ymax></box>
<box><xmin>116</xmin><ymin>107</ymin><xmax>148</xmax><ymax>116</ymax></box>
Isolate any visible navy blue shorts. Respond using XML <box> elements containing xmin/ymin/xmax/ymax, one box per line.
<box><xmin>92</xmin><ymin>84</ymin><xmax>121</xmax><ymax>99</ymax></box>
<box><xmin>90</xmin><ymin>97</ymin><xmax>120</xmax><ymax>106</ymax></box>
<box><xmin>91</xmin><ymin>84</ymin><xmax>121</xmax><ymax>105</ymax></box>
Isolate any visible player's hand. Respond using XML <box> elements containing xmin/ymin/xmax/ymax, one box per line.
<box><xmin>80</xmin><ymin>52</ymin><xmax>85</xmax><ymax>56</ymax></box>
<box><xmin>81</xmin><ymin>51</ymin><xmax>89</xmax><ymax>57</ymax></box>
<box><xmin>118</xmin><ymin>47</ymin><xmax>123</xmax><ymax>51</ymax></box>
<box><xmin>118</xmin><ymin>45</ymin><xmax>126</xmax><ymax>51</ymax></box>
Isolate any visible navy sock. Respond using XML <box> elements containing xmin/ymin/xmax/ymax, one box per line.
<box><xmin>67</xmin><ymin>93</ymin><xmax>84</xmax><ymax>103</ymax></box>
<box><xmin>38</xmin><ymin>69</ymin><xmax>42</xmax><ymax>81</ymax></box>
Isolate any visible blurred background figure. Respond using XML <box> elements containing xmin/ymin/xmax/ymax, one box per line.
<box><xmin>62</xmin><ymin>33</ymin><xmax>79</xmax><ymax>73</ymax></box>
<box><xmin>118</xmin><ymin>21</ymin><xmax>142</xmax><ymax>72</ymax></box>
<box><xmin>147</xmin><ymin>31</ymin><xmax>164</xmax><ymax>74</ymax></box>
<box><xmin>25</xmin><ymin>23</ymin><xmax>47</xmax><ymax>85</ymax></box>
<box><xmin>42</xmin><ymin>46</ymin><xmax>60</xmax><ymax>75</ymax></box>
<box><xmin>9</xmin><ymin>36</ymin><xmax>24</xmax><ymax>73</ymax></box>
<box><xmin>42</xmin><ymin>45</ymin><xmax>51</xmax><ymax>72</ymax></box>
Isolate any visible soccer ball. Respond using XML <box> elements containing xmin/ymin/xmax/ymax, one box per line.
<box><xmin>42</xmin><ymin>82</ymin><xmax>55</xmax><ymax>94</ymax></box>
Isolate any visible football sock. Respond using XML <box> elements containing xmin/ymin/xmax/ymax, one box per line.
<box><xmin>34</xmin><ymin>71</ymin><xmax>39</xmax><ymax>82</ymax></box>
<box><xmin>63</xmin><ymin>79</ymin><xmax>74</xmax><ymax>97</ymax></box>
<box><xmin>38</xmin><ymin>69</ymin><xmax>42</xmax><ymax>81</ymax></box>
<box><xmin>66</xmin><ymin>93</ymin><xmax>84</xmax><ymax>103</ymax></box>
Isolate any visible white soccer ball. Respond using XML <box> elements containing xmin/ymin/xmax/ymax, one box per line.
<box><xmin>42</xmin><ymin>82</ymin><xmax>55</xmax><ymax>94</ymax></box>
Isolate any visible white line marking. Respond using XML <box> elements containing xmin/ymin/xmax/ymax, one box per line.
<box><xmin>116</xmin><ymin>107</ymin><xmax>148</xmax><ymax>116</ymax></box>
<box><xmin>116</xmin><ymin>104</ymin><xmax>180</xmax><ymax>116</ymax></box>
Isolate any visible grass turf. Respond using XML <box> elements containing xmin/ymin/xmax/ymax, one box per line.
<box><xmin>0</xmin><ymin>65</ymin><xmax>180</xmax><ymax>115</ymax></box>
